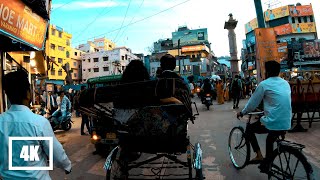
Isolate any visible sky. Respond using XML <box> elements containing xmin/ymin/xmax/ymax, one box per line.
<box><xmin>50</xmin><ymin>0</ymin><xmax>320</xmax><ymax>57</ymax></box>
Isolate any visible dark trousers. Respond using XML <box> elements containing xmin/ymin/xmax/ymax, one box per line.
<box><xmin>232</xmin><ymin>91</ymin><xmax>240</xmax><ymax>107</ymax></box>
<box><xmin>246</xmin><ymin>121</ymin><xmax>285</xmax><ymax>159</ymax></box>
<box><xmin>81</xmin><ymin>114</ymin><xmax>90</xmax><ymax>134</ymax></box>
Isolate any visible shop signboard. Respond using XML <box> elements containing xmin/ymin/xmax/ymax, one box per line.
<box><xmin>274</xmin><ymin>24</ymin><xmax>292</xmax><ymax>36</ymax></box>
<box><xmin>181</xmin><ymin>45</ymin><xmax>209</xmax><ymax>53</ymax></box>
<box><xmin>277</xmin><ymin>42</ymin><xmax>288</xmax><ymax>61</ymax></box>
<box><xmin>292</xmin><ymin>22</ymin><xmax>316</xmax><ymax>33</ymax></box>
<box><xmin>303</xmin><ymin>40</ymin><xmax>320</xmax><ymax>58</ymax></box>
<box><xmin>172</xmin><ymin>28</ymin><xmax>208</xmax><ymax>47</ymax></box>
<box><xmin>289</xmin><ymin>5</ymin><xmax>313</xmax><ymax>17</ymax></box>
<box><xmin>255</xmin><ymin>28</ymin><xmax>279</xmax><ymax>81</ymax></box>
<box><xmin>245</xmin><ymin>18</ymin><xmax>258</xmax><ymax>34</ymax></box>
<box><xmin>0</xmin><ymin>0</ymin><xmax>48</xmax><ymax>50</ymax></box>
<box><xmin>264</xmin><ymin>5</ymin><xmax>290</xmax><ymax>22</ymax></box>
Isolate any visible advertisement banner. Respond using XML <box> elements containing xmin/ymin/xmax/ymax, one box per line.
<box><xmin>289</xmin><ymin>5</ymin><xmax>313</xmax><ymax>17</ymax></box>
<box><xmin>264</xmin><ymin>5</ymin><xmax>289</xmax><ymax>21</ymax></box>
<box><xmin>181</xmin><ymin>45</ymin><xmax>208</xmax><ymax>53</ymax></box>
<box><xmin>245</xmin><ymin>18</ymin><xmax>258</xmax><ymax>34</ymax></box>
<box><xmin>255</xmin><ymin>28</ymin><xmax>279</xmax><ymax>81</ymax></box>
<box><xmin>0</xmin><ymin>0</ymin><xmax>48</xmax><ymax>50</ymax></box>
<box><xmin>172</xmin><ymin>28</ymin><xmax>208</xmax><ymax>47</ymax></box>
<box><xmin>274</xmin><ymin>24</ymin><xmax>292</xmax><ymax>36</ymax></box>
<box><xmin>292</xmin><ymin>23</ymin><xmax>316</xmax><ymax>33</ymax></box>
<box><xmin>303</xmin><ymin>40</ymin><xmax>320</xmax><ymax>57</ymax></box>
<box><xmin>277</xmin><ymin>42</ymin><xmax>288</xmax><ymax>61</ymax></box>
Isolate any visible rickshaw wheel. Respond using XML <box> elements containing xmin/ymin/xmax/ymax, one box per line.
<box><xmin>106</xmin><ymin>151</ymin><xmax>128</xmax><ymax>180</ymax></box>
<box><xmin>195</xmin><ymin>169</ymin><xmax>204</xmax><ymax>180</ymax></box>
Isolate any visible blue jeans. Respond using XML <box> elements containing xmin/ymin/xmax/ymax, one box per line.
<box><xmin>52</xmin><ymin>110</ymin><xmax>67</xmax><ymax>125</ymax></box>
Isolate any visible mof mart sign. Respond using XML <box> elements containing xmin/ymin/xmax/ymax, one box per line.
<box><xmin>0</xmin><ymin>0</ymin><xmax>48</xmax><ymax>50</ymax></box>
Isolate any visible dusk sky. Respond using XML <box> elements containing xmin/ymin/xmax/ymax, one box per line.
<box><xmin>50</xmin><ymin>0</ymin><xmax>320</xmax><ymax>57</ymax></box>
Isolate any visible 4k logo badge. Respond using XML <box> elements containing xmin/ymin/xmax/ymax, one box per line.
<box><xmin>8</xmin><ymin>137</ymin><xmax>53</xmax><ymax>170</ymax></box>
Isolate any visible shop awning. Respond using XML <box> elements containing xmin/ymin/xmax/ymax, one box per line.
<box><xmin>87</xmin><ymin>75</ymin><xmax>122</xmax><ymax>84</ymax></box>
<box><xmin>36</xmin><ymin>80</ymin><xmax>64</xmax><ymax>85</ymax></box>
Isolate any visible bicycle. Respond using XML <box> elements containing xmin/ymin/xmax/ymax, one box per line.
<box><xmin>228</xmin><ymin>111</ymin><xmax>315</xmax><ymax>179</ymax></box>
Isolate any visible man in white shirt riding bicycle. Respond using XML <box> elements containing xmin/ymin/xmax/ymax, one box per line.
<box><xmin>237</xmin><ymin>60</ymin><xmax>292</xmax><ymax>164</ymax></box>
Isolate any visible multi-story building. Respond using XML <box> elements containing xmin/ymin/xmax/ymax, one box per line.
<box><xmin>71</xmin><ymin>48</ymin><xmax>84</xmax><ymax>84</ymax></box>
<box><xmin>149</xmin><ymin>26</ymin><xmax>216</xmax><ymax>78</ymax></box>
<box><xmin>243</xmin><ymin>3</ymin><xmax>318</xmax><ymax>76</ymax></box>
<box><xmin>46</xmin><ymin>25</ymin><xmax>72</xmax><ymax>84</ymax></box>
<box><xmin>78</xmin><ymin>37</ymin><xmax>116</xmax><ymax>53</ymax></box>
<box><xmin>81</xmin><ymin>47</ymin><xmax>138</xmax><ymax>82</ymax></box>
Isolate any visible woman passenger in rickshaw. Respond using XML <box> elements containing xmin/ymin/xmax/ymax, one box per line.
<box><xmin>112</xmin><ymin>60</ymin><xmax>150</xmax><ymax>124</ymax></box>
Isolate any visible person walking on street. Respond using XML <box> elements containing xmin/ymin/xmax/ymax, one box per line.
<box><xmin>217</xmin><ymin>80</ymin><xmax>224</xmax><ymax>104</ymax></box>
<box><xmin>46</xmin><ymin>91</ymin><xmax>57</xmax><ymax>114</ymax></box>
<box><xmin>231</xmin><ymin>75</ymin><xmax>242</xmax><ymax>109</ymax></box>
<box><xmin>80</xmin><ymin>86</ymin><xmax>90</xmax><ymax>135</ymax></box>
<box><xmin>0</xmin><ymin>71</ymin><xmax>71</xmax><ymax>179</ymax></box>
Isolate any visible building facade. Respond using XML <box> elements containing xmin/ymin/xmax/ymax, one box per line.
<box><xmin>242</xmin><ymin>3</ymin><xmax>318</xmax><ymax>77</ymax></box>
<box><xmin>71</xmin><ymin>48</ymin><xmax>84</xmax><ymax>84</ymax></box>
<box><xmin>81</xmin><ymin>47</ymin><xmax>138</xmax><ymax>82</ymax></box>
<box><xmin>46</xmin><ymin>25</ymin><xmax>72</xmax><ymax>84</ymax></box>
<box><xmin>78</xmin><ymin>37</ymin><xmax>116</xmax><ymax>53</ymax></box>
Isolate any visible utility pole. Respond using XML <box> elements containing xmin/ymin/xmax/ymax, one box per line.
<box><xmin>178</xmin><ymin>39</ymin><xmax>181</xmax><ymax>74</ymax></box>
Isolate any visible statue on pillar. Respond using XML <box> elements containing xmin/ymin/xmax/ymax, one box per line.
<box><xmin>224</xmin><ymin>14</ymin><xmax>240</xmax><ymax>78</ymax></box>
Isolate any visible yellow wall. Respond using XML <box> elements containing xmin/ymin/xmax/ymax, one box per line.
<box><xmin>46</xmin><ymin>25</ymin><xmax>72</xmax><ymax>80</ymax></box>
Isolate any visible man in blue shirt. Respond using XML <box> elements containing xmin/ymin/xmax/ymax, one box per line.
<box><xmin>0</xmin><ymin>70</ymin><xmax>71</xmax><ymax>179</ymax></box>
<box><xmin>52</xmin><ymin>91</ymin><xmax>71</xmax><ymax>128</ymax></box>
<box><xmin>237</xmin><ymin>61</ymin><xmax>291</xmax><ymax>164</ymax></box>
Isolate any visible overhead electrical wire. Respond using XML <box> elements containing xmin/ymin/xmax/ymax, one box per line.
<box><xmin>113</xmin><ymin>0</ymin><xmax>132</xmax><ymax>43</ymax></box>
<box><xmin>51</xmin><ymin>0</ymin><xmax>74</xmax><ymax>12</ymax></box>
<box><xmin>73</xmin><ymin>0</ymin><xmax>192</xmax><ymax>45</ymax></box>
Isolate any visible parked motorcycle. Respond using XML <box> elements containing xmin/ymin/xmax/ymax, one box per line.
<box><xmin>47</xmin><ymin>112</ymin><xmax>73</xmax><ymax>131</ymax></box>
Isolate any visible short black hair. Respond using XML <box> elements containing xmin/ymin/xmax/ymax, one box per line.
<box><xmin>265</xmin><ymin>60</ymin><xmax>280</xmax><ymax>77</ymax></box>
<box><xmin>3</xmin><ymin>70</ymin><xmax>30</xmax><ymax>104</ymax></box>
<box><xmin>121</xmin><ymin>60</ymin><xmax>150</xmax><ymax>83</ymax></box>
<box><xmin>235</xmin><ymin>75</ymin><xmax>239</xmax><ymax>78</ymax></box>
<box><xmin>160</xmin><ymin>54</ymin><xmax>176</xmax><ymax>71</ymax></box>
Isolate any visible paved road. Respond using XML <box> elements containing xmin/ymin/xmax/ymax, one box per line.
<box><xmin>50</xmin><ymin>98</ymin><xmax>320</xmax><ymax>179</ymax></box>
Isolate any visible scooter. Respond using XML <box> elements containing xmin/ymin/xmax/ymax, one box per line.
<box><xmin>47</xmin><ymin>111</ymin><xmax>73</xmax><ymax>131</ymax></box>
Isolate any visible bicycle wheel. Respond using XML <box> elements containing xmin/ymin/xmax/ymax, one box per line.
<box><xmin>268</xmin><ymin>146</ymin><xmax>314</xmax><ymax>180</ymax></box>
<box><xmin>228</xmin><ymin>126</ymin><xmax>250</xmax><ymax>169</ymax></box>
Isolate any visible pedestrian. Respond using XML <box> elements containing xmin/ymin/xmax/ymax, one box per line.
<box><xmin>80</xmin><ymin>86</ymin><xmax>90</xmax><ymax>135</ymax></box>
<box><xmin>0</xmin><ymin>70</ymin><xmax>71</xmax><ymax>179</ymax></box>
<box><xmin>224</xmin><ymin>79</ymin><xmax>230</xmax><ymax>101</ymax></box>
<box><xmin>73</xmin><ymin>91</ymin><xmax>81</xmax><ymax>117</ymax></box>
<box><xmin>231</xmin><ymin>75</ymin><xmax>242</xmax><ymax>109</ymax></box>
<box><xmin>45</xmin><ymin>91</ymin><xmax>58</xmax><ymax>114</ymax></box>
<box><xmin>216</xmin><ymin>80</ymin><xmax>224</xmax><ymax>104</ymax></box>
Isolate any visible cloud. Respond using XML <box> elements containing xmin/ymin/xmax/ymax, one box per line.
<box><xmin>52</xmin><ymin>1</ymin><xmax>125</xmax><ymax>10</ymax></box>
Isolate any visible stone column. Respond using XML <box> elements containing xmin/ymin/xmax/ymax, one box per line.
<box><xmin>224</xmin><ymin>14</ymin><xmax>239</xmax><ymax>78</ymax></box>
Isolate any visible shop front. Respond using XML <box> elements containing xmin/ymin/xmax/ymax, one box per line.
<box><xmin>0</xmin><ymin>0</ymin><xmax>50</xmax><ymax>113</ymax></box>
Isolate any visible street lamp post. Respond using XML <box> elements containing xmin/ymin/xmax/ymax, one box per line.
<box><xmin>178</xmin><ymin>39</ymin><xmax>181</xmax><ymax>74</ymax></box>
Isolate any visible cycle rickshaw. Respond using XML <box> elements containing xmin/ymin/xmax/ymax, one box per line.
<box><xmin>79</xmin><ymin>79</ymin><xmax>204</xmax><ymax>179</ymax></box>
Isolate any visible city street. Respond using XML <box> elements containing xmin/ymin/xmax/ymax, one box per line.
<box><xmin>50</xmin><ymin>98</ymin><xmax>320</xmax><ymax>179</ymax></box>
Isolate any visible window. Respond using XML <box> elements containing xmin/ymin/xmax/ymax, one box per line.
<box><xmin>310</xmin><ymin>16</ymin><xmax>314</xmax><ymax>22</ymax></box>
<box><xmin>83</xmin><ymin>79</ymin><xmax>86</xmax><ymax>81</ymax></box>
<box><xmin>88</xmin><ymin>68</ymin><xmax>91</xmax><ymax>72</ymax></box>
<box><xmin>192</xmin><ymin>54</ymin><xmax>196</xmax><ymax>58</ymax></box>
<box><xmin>303</xmin><ymin>16</ymin><xmax>308</xmax><ymax>23</ymax></box>
<box><xmin>58</xmin><ymin>70</ymin><xmax>62</xmax><ymax>76</ymax></box>
<box><xmin>109</xmin><ymin>44</ymin><xmax>112</xmax><ymax>48</ymax></box>
<box><xmin>83</xmin><ymin>59</ymin><xmax>85</xmax><ymax>62</ymax></box>
<box><xmin>103</xmin><ymin>67</ymin><xmax>109</xmax><ymax>71</ymax></box>
<box><xmin>58</xmin><ymin>58</ymin><xmax>63</xmax><ymax>63</ymax></box>
<box><xmin>75</xmin><ymin>52</ymin><xmax>78</xmax><ymax>56</ymax></box>
<box><xmin>83</xmin><ymin>69</ymin><xmax>85</xmax><ymax>71</ymax></box>
<box><xmin>58</xmin><ymin>46</ymin><xmax>64</xmax><ymax>51</ymax></box>
<box><xmin>78</xmin><ymin>65</ymin><xmax>81</xmax><ymax>68</ymax></box>
<box><xmin>292</xmin><ymin>17</ymin><xmax>296</xmax><ymax>23</ymax></box>
<box><xmin>88</xmin><ymin>59</ymin><xmax>91</xmax><ymax>63</ymax></box>
<box><xmin>125</xmin><ymin>55</ymin><xmax>128</xmax><ymax>60</ymax></box>
<box><xmin>93</xmin><ymin>58</ymin><xmax>99</xmax><ymax>62</ymax></box>
<box><xmin>59</xmin><ymin>32</ymin><xmax>62</xmax><ymax>38</ymax></box>
<box><xmin>73</xmin><ymin>62</ymin><xmax>77</xmax><ymax>66</ymax></box>
<box><xmin>298</xmin><ymin>17</ymin><xmax>301</xmax><ymax>23</ymax></box>
<box><xmin>80</xmin><ymin>52</ymin><xmax>82</xmax><ymax>56</ymax></box>
<box><xmin>103</xmin><ymin>56</ymin><xmax>109</xmax><ymax>61</ymax></box>
<box><xmin>51</xmin><ymin>57</ymin><xmax>55</xmax><ymax>62</ymax></box>
<box><xmin>66</xmin><ymin>51</ymin><xmax>70</xmax><ymax>58</ymax></box>
<box><xmin>50</xmin><ymin>44</ymin><xmax>55</xmax><ymax>50</ymax></box>
<box><xmin>51</xmin><ymin>29</ymin><xmax>56</xmax><ymax>36</ymax></box>
<box><xmin>122</xmin><ymin>66</ymin><xmax>125</xmax><ymax>70</ymax></box>
<box><xmin>122</xmin><ymin>56</ymin><xmax>124</xmax><ymax>60</ymax></box>
<box><xmin>94</xmin><ymin>68</ymin><xmax>99</xmax><ymax>72</ymax></box>
<box><xmin>51</xmin><ymin>70</ymin><xmax>55</xmax><ymax>75</ymax></box>
<box><xmin>66</xmin><ymin>40</ymin><xmax>70</xmax><ymax>46</ymax></box>
<box><xmin>74</xmin><ymin>73</ymin><xmax>77</xmax><ymax>78</ymax></box>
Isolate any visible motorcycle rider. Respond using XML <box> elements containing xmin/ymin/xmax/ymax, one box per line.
<box><xmin>52</xmin><ymin>91</ymin><xmax>71</xmax><ymax>128</ymax></box>
<box><xmin>200</xmin><ymin>78</ymin><xmax>214</xmax><ymax>104</ymax></box>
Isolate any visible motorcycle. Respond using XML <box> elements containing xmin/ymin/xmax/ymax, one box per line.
<box><xmin>203</xmin><ymin>93</ymin><xmax>212</xmax><ymax>110</ymax></box>
<box><xmin>47</xmin><ymin>111</ymin><xmax>73</xmax><ymax>131</ymax></box>
<box><xmin>195</xmin><ymin>86</ymin><xmax>201</xmax><ymax>97</ymax></box>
